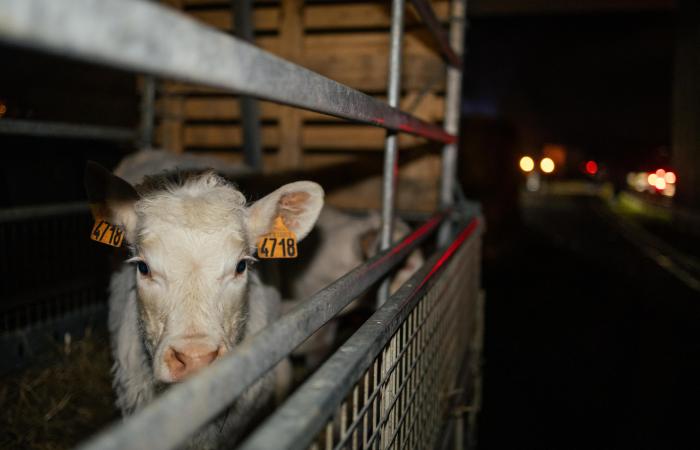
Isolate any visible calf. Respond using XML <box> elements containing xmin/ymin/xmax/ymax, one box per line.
<box><xmin>85</xmin><ymin>162</ymin><xmax>323</xmax><ymax>448</ymax></box>
<box><xmin>284</xmin><ymin>207</ymin><xmax>424</xmax><ymax>368</ymax></box>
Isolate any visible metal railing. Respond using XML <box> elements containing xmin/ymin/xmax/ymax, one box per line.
<box><xmin>0</xmin><ymin>0</ymin><xmax>454</xmax><ymax>144</ymax></box>
<box><xmin>0</xmin><ymin>118</ymin><xmax>136</xmax><ymax>141</ymax></box>
<box><xmin>0</xmin><ymin>0</ymin><xmax>477</xmax><ymax>448</ymax></box>
<box><xmin>240</xmin><ymin>217</ymin><xmax>482</xmax><ymax>450</ymax></box>
<box><xmin>75</xmin><ymin>211</ymin><xmax>449</xmax><ymax>450</ymax></box>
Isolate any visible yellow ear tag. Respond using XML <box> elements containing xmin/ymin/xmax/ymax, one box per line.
<box><xmin>257</xmin><ymin>216</ymin><xmax>297</xmax><ymax>259</ymax></box>
<box><xmin>90</xmin><ymin>216</ymin><xmax>125</xmax><ymax>248</ymax></box>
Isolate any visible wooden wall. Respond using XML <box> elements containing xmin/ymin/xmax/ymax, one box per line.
<box><xmin>155</xmin><ymin>0</ymin><xmax>450</xmax><ymax>211</ymax></box>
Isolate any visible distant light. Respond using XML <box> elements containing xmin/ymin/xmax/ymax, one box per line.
<box><xmin>0</xmin><ymin>103</ymin><xmax>6</xmax><ymax>117</ymax></box>
<box><xmin>663</xmin><ymin>184</ymin><xmax>676</xmax><ymax>197</ymax></box>
<box><xmin>633</xmin><ymin>173</ymin><xmax>647</xmax><ymax>192</ymax></box>
<box><xmin>540</xmin><ymin>157</ymin><xmax>555</xmax><ymax>174</ymax></box>
<box><xmin>665</xmin><ymin>171</ymin><xmax>676</xmax><ymax>184</ymax></box>
<box><xmin>585</xmin><ymin>160</ymin><xmax>598</xmax><ymax>175</ymax></box>
<box><xmin>519</xmin><ymin>156</ymin><xmax>535</xmax><ymax>173</ymax></box>
<box><xmin>647</xmin><ymin>173</ymin><xmax>658</xmax><ymax>186</ymax></box>
<box><xmin>654</xmin><ymin>177</ymin><xmax>666</xmax><ymax>190</ymax></box>
<box><xmin>655</xmin><ymin>168</ymin><xmax>666</xmax><ymax>178</ymax></box>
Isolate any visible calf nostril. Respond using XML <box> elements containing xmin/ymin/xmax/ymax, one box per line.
<box><xmin>202</xmin><ymin>350</ymin><xmax>218</xmax><ymax>365</ymax></box>
<box><xmin>173</xmin><ymin>349</ymin><xmax>190</xmax><ymax>367</ymax></box>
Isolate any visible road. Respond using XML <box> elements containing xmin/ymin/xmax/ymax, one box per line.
<box><xmin>478</xmin><ymin>193</ymin><xmax>700</xmax><ymax>450</ymax></box>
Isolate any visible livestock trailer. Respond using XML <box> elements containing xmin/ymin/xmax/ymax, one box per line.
<box><xmin>0</xmin><ymin>0</ymin><xmax>483</xmax><ymax>448</ymax></box>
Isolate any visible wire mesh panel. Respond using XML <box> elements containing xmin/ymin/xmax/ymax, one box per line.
<box><xmin>316</xmin><ymin>232</ymin><xmax>478</xmax><ymax>450</ymax></box>
<box><xmin>0</xmin><ymin>203</ymin><xmax>112</xmax><ymax>369</ymax></box>
<box><xmin>241</xmin><ymin>218</ymin><xmax>482</xmax><ymax>450</ymax></box>
<box><xmin>0</xmin><ymin>203</ymin><xmax>110</xmax><ymax>334</ymax></box>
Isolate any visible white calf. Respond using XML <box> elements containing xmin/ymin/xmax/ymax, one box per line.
<box><xmin>85</xmin><ymin>162</ymin><xmax>323</xmax><ymax>448</ymax></box>
<box><xmin>285</xmin><ymin>207</ymin><xmax>424</xmax><ymax>367</ymax></box>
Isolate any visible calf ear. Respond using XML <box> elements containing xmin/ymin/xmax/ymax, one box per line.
<box><xmin>84</xmin><ymin>161</ymin><xmax>139</xmax><ymax>240</ymax></box>
<box><xmin>247</xmin><ymin>181</ymin><xmax>324</xmax><ymax>243</ymax></box>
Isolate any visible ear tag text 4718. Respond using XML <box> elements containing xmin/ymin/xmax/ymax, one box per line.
<box><xmin>258</xmin><ymin>216</ymin><xmax>297</xmax><ymax>259</ymax></box>
<box><xmin>90</xmin><ymin>216</ymin><xmax>125</xmax><ymax>248</ymax></box>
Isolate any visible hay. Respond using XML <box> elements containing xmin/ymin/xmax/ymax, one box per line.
<box><xmin>0</xmin><ymin>328</ymin><xmax>118</xmax><ymax>450</ymax></box>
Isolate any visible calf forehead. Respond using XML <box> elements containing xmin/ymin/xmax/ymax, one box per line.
<box><xmin>142</xmin><ymin>224</ymin><xmax>247</xmax><ymax>261</ymax></box>
<box><xmin>138</xmin><ymin>175</ymin><xmax>248</xmax><ymax>227</ymax></box>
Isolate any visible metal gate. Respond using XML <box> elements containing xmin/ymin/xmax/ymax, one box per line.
<box><xmin>0</xmin><ymin>0</ymin><xmax>483</xmax><ymax>448</ymax></box>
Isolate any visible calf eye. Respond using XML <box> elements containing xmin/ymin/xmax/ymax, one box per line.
<box><xmin>137</xmin><ymin>261</ymin><xmax>150</xmax><ymax>276</ymax></box>
<box><xmin>235</xmin><ymin>260</ymin><xmax>247</xmax><ymax>274</ymax></box>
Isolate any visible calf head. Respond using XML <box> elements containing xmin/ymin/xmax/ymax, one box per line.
<box><xmin>86</xmin><ymin>162</ymin><xmax>323</xmax><ymax>382</ymax></box>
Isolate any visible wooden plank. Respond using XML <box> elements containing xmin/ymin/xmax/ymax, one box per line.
<box><xmin>303</xmin><ymin>126</ymin><xmax>428</xmax><ymax>150</ymax></box>
<box><xmin>195</xmin><ymin>151</ymin><xmax>359</xmax><ymax>172</ymax></box>
<box><xmin>182</xmin><ymin>124</ymin><xmax>277</xmax><ymax>147</ymax></box>
<box><xmin>276</xmin><ymin>0</ymin><xmax>304</xmax><ymax>170</ymax></box>
<box><xmin>305</xmin><ymin>2</ymin><xmax>449</xmax><ymax>29</ymax></box>
<box><xmin>188</xmin><ymin>8</ymin><xmax>279</xmax><ymax>31</ymax></box>
<box><xmin>179</xmin><ymin>124</ymin><xmax>430</xmax><ymax>149</ymax></box>
<box><xmin>324</xmin><ymin>155</ymin><xmax>440</xmax><ymax>212</ymax></box>
<box><xmin>159</xmin><ymin>96</ymin><xmax>185</xmax><ymax>153</ymax></box>
<box><xmin>185</xmin><ymin>2</ymin><xmax>449</xmax><ymax>30</ymax></box>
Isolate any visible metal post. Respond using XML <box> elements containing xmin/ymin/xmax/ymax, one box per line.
<box><xmin>378</xmin><ymin>0</ymin><xmax>406</xmax><ymax>307</ymax></box>
<box><xmin>438</xmin><ymin>0</ymin><xmax>467</xmax><ymax>245</ymax></box>
<box><xmin>232</xmin><ymin>0</ymin><xmax>263</xmax><ymax>170</ymax></box>
<box><xmin>139</xmin><ymin>75</ymin><xmax>156</xmax><ymax>149</ymax></box>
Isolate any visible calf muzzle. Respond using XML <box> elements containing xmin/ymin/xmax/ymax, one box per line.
<box><xmin>163</xmin><ymin>342</ymin><xmax>225</xmax><ymax>382</ymax></box>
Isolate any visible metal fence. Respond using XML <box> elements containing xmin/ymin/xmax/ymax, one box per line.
<box><xmin>0</xmin><ymin>0</ymin><xmax>481</xmax><ymax>448</ymax></box>
<box><xmin>241</xmin><ymin>218</ymin><xmax>482</xmax><ymax>450</ymax></box>
<box><xmin>0</xmin><ymin>202</ymin><xmax>111</xmax><ymax>369</ymax></box>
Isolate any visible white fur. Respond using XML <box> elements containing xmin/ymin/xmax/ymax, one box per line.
<box><xmin>102</xmin><ymin>166</ymin><xmax>321</xmax><ymax>448</ymax></box>
<box><xmin>284</xmin><ymin>207</ymin><xmax>424</xmax><ymax>367</ymax></box>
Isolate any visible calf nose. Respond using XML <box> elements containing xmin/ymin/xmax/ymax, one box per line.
<box><xmin>164</xmin><ymin>343</ymin><xmax>223</xmax><ymax>382</ymax></box>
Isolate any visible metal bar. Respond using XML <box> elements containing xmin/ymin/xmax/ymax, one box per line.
<box><xmin>239</xmin><ymin>217</ymin><xmax>482</xmax><ymax>450</ymax></box>
<box><xmin>138</xmin><ymin>76</ymin><xmax>156</xmax><ymax>148</ymax></box>
<box><xmin>0</xmin><ymin>118</ymin><xmax>135</xmax><ymax>141</ymax></box>
<box><xmin>0</xmin><ymin>0</ymin><xmax>455</xmax><ymax>145</ymax></box>
<box><xmin>438</xmin><ymin>0</ymin><xmax>467</xmax><ymax>244</ymax></box>
<box><xmin>377</xmin><ymin>0</ymin><xmax>406</xmax><ymax>307</ymax></box>
<box><xmin>0</xmin><ymin>201</ymin><xmax>89</xmax><ymax>224</ymax></box>
<box><xmin>408</xmin><ymin>0</ymin><xmax>462</xmax><ymax>68</ymax></box>
<box><xmin>76</xmin><ymin>212</ymin><xmax>447</xmax><ymax>450</ymax></box>
<box><xmin>232</xmin><ymin>0</ymin><xmax>263</xmax><ymax>170</ymax></box>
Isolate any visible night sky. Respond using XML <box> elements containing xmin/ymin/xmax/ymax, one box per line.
<box><xmin>463</xmin><ymin>11</ymin><xmax>675</xmax><ymax>170</ymax></box>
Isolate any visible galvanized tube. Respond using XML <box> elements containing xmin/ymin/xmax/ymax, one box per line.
<box><xmin>438</xmin><ymin>0</ymin><xmax>467</xmax><ymax>244</ymax></box>
<box><xmin>0</xmin><ymin>0</ymin><xmax>455</xmax><ymax>145</ymax></box>
<box><xmin>377</xmin><ymin>0</ymin><xmax>405</xmax><ymax>307</ymax></box>
<box><xmin>239</xmin><ymin>217</ymin><xmax>482</xmax><ymax>450</ymax></box>
<box><xmin>408</xmin><ymin>0</ymin><xmax>462</xmax><ymax>68</ymax></box>
<box><xmin>232</xmin><ymin>0</ymin><xmax>263</xmax><ymax>170</ymax></box>
<box><xmin>0</xmin><ymin>119</ymin><xmax>135</xmax><ymax>141</ymax></box>
<box><xmin>76</xmin><ymin>212</ymin><xmax>446</xmax><ymax>450</ymax></box>
<box><xmin>138</xmin><ymin>76</ymin><xmax>156</xmax><ymax>148</ymax></box>
<box><xmin>0</xmin><ymin>202</ymin><xmax>89</xmax><ymax>224</ymax></box>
